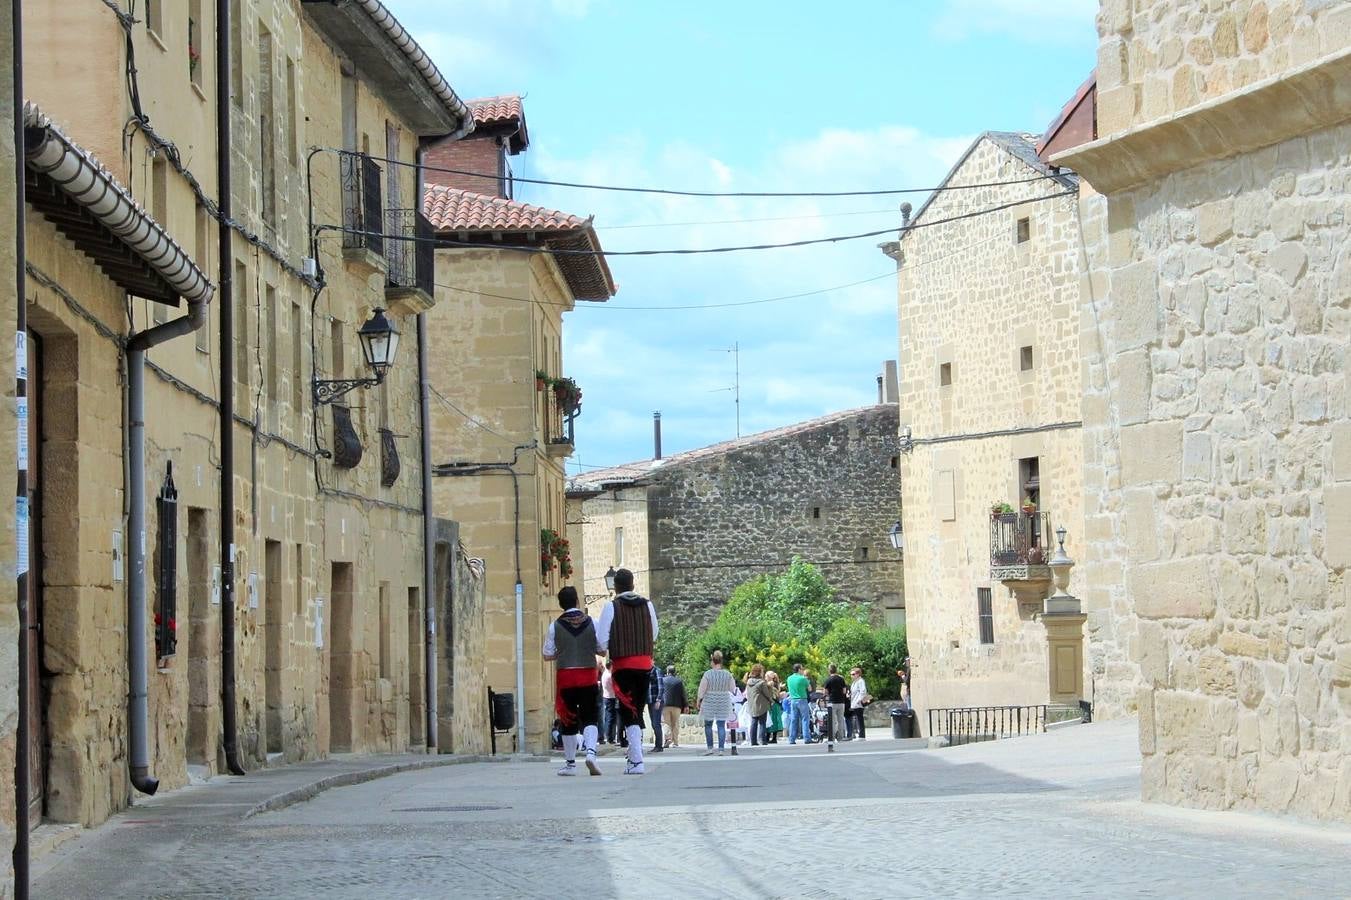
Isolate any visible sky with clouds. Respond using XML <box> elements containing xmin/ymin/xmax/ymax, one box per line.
<box><xmin>382</xmin><ymin>0</ymin><xmax>1100</xmax><ymax>473</ymax></box>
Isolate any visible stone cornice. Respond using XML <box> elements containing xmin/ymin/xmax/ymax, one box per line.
<box><xmin>1052</xmin><ymin>46</ymin><xmax>1351</xmax><ymax>195</ymax></box>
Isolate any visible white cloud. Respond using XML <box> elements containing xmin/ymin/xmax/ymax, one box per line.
<box><xmin>933</xmin><ymin>0</ymin><xmax>1099</xmax><ymax>44</ymax></box>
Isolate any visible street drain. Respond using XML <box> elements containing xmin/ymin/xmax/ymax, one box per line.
<box><xmin>393</xmin><ymin>804</ymin><xmax>510</xmax><ymax>813</ymax></box>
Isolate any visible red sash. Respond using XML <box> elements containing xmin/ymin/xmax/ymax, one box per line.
<box><xmin>554</xmin><ymin>666</ymin><xmax>598</xmax><ymax>727</ymax></box>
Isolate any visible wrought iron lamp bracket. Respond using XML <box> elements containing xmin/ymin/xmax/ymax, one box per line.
<box><xmin>312</xmin><ymin>374</ymin><xmax>383</xmax><ymax>406</ymax></box>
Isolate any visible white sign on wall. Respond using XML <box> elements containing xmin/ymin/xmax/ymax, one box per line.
<box><xmin>314</xmin><ymin>598</ymin><xmax>325</xmax><ymax>648</ymax></box>
<box><xmin>247</xmin><ymin>572</ymin><xmax>259</xmax><ymax>610</ymax></box>
<box><xmin>211</xmin><ymin>566</ymin><xmax>221</xmax><ymax>605</ymax></box>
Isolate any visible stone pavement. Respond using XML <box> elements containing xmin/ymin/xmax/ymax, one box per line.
<box><xmin>35</xmin><ymin>721</ymin><xmax>1351</xmax><ymax>899</ymax></box>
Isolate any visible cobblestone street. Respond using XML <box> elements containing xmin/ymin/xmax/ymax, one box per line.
<box><xmin>33</xmin><ymin>719</ymin><xmax>1351</xmax><ymax>899</ymax></box>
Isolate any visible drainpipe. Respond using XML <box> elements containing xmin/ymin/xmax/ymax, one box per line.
<box><xmin>216</xmin><ymin>0</ymin><xmax>246</xmax><ymax>776</ymax></box>
<box><xmin>12</xmin><ymin>0</ymin><xmax>30</xmax><ymax>893</ymax></box>
<box><xmin>416</xmin><ymin>142</ymin><xmax>437</xmax><ymax>750</ymax></box>
<box><xmin>126</xmin><ymin>306</ymin><xmax>207</xmax><ymax>795</ymax></box>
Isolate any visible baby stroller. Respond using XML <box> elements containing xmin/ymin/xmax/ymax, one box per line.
<box><xmin>810</xmin><ymin>698</ymin><xmax>831</xmax><ymax>743</ymax></box>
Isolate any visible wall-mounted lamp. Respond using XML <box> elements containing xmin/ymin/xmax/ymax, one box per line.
<box><xmin>313</xmin><ymin>308</ymin><xmax>400</xmax><ymax>405</ymax></box>
<box><xmin>603</xmin><ymin>565</ymin><xmax>617</xmax><ymax>593</ymax></box>
<box><xmin>887</xmin><ymin>520</ymin><xmax>904</xmax><ymax>552</ymax></box>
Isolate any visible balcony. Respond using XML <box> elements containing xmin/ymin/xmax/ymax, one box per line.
<box><xmin>340</xmin><ymin>152</ymin><xmax>386</xmax><ymax>276</ymax></box>
<box><xmin>544</xmin><ymin>378</ymin><xmax>580</xmax><ymax>458</ymax></box>
<box><xmin>384</xmin><ymin>209</ymin><xmax>436</xmax><ymax>315</ymax></box>
<box><xmin>990</xmin><ymin>510</ymin><xmax>1052</xmax><ymax>608</ymax></box>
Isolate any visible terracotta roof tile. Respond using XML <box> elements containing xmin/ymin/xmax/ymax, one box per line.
<box><xmin>469</xmin><ymin>95</ymin><xmax>523</xmax><ymax>127</ymax></box>
<box><xmin>423</xmin><ymin>185</ymin><xmax>616</xmax><ymax>301</ymax></box>
<box><xmin>423</xmin><ymin>184</ymin><xmax>586</xmax><ymax>232</ymax></box>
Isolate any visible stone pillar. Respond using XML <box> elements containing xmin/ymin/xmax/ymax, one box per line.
<box><xmin>1043</xmin><ymin>527</ymin><xmax>1086</xmax><ymax>706</ymax></box>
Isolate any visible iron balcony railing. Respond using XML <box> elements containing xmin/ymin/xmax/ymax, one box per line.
<box><xmin>340</xmin><ymin>152</ymin><xmax>383</xmax><ymax>257</ymax></box>
<box><xmin>384</xmin><ymin>208</ymin><xmax>434</xmax><ymax>297</ymax></box>
<box><xmin>990</xmin><ymin>510</ymin><xmax>1052</xmax><ymax>568</ymax></box>
<box><xmin>546</xmin><ymin>386</ymin><xmax>579</xmax><ymax>449</ymax></box>
<box><xmin>927</xmin><ymin>705</ymin><xmax>1047</xmax><ymax>747</ymax></box>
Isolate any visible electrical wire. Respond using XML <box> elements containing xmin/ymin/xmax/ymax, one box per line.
<box><xmin>428</xmin><ymin>384</ymin><xmax>516</xmax><ymax>444</ymax></box>
<box><xmin>592</xmin><ymin>207</ymin><xmax>901</xmax><ymax>230</ymax></box>
<box><xmin>318</xmin><ymin>190</ymin><xmax>1077</xmax><ymax>258</ymax></box>
<box><xmin>321</xmin><ymin>147</ymin><xmax>1068</xmax><ymax>199</ymax></box>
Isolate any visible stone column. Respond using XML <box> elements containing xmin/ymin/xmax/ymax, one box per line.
<box><xmin>1043</xmin><ymin>528</ymin><xmax>1086</xmax><ymax>707</ymax></box>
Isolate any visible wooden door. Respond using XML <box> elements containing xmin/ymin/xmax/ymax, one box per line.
<box><xmin>25</xmin><ymin>330</ymin><xmax>45</xmax><ymax>826</ymax></box>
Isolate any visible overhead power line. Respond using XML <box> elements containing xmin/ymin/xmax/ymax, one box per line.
<box><xmin>322</xmin><ymin>147</ymin><xmax>1067</xmax><ymax>199</ymax></box>
<box><xmin>317</xmin><ymin>189</ymin><xmax>1078</xmax><ymax>258</ymax></box>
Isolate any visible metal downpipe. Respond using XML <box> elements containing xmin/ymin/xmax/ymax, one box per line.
<box><xmin>12</xmin><ymin>0</ymin><xmax>30</xmax><ymax>893</ymax></box>
<box><xmin>418</xmin><ymin>312</ymin><xmax>437</xmax><ymax>750</ymax></box>
<box><xmin>216</xmin><ymin>0</ymin><xmax>245</xmax><ymax>777</ymax></box>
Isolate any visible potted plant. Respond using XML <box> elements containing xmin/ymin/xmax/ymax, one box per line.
<box><xmin>540</xmin><ymin>528</ymin><xmax>573</xmax><ymax>580</ymax></box>
<box><xmin>1021</xmin><ymin>496</ymin><xmax>1037</xmax><ymax>515</ymax></box>
<box><xmin>552</xmin><ymin>376</ymin><xmax>582</xmax><ymax>414</ymax></box>
<box><xmin>990</xmin><ymin>501</ymin><xmax>1015</xmax><ymax>520</ymax></box>
<box><xmin>1027</xmin><ymin>546</ymin><xmax>1046</xmax><ymax>565</ymax></box>
<box><xmin>535</xmin><ymin>369</ymin><xmax>550</xmax><ymax>391</ymax></box>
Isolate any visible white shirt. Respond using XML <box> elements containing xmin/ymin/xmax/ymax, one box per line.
<box><xmin>850</xmin><ymin>676</ymin><xmax>869</xmax><ymax>707</ymax></box>
<box><xmin>594</xmin><ymin>593</ymin><xmax>659</xmax><ymax>654</ymax></box>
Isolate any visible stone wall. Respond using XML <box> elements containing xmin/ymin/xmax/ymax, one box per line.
<box><xmin>1096</xmin><ymin>0</ymin><xmax>1351</xmax><ymax>138</ymax></box>
<box><xmin>895</xmin><ymin>134</ymin><xmax>1102</xmax><ymax>717</ymax></box>
<box><xmin>1</xmin><ymin>0</ymin><xmax>18</xmax><ymax>888</ymax></box>
<box><xmin>1059</xmin><ymin>0</ymin><xmax>1351</xmax><ymax>822</ymax></box>
<box><xmin>631</xmin><ymin>405</ymin><xmax>903</xmax><ymax>629</ymax></box>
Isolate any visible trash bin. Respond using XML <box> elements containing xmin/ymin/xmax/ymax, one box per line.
<box><xmin>491</xmin><ymin>692</ymin><xmax>515</xmax><ymax>731</ymax></box>
<box><xmin>890</xmin><ymin>707</ymin><xmax>916</xmax><ymax>739</ymax></box>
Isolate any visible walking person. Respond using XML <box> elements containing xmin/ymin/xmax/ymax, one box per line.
<box><xmin>648</xmin><ymin>663</ymin><xmax>665</xmax><ymax>753</ymax></box>
<box><xmin>542</xmin><ymin>587</ymin><xmax>602</xmax><ymax>776</ymax></box>
<box><xmin>661</xmin><ymin>665</ymin><xmax>687</xmax><ymax>748</ymax></box>
<box><xmin>697</xmin><ymin>651</ymin><xmax>735</xmax><ymax>755</ymax></box>
<box><xmin>601</xmin><ymin>662</ymin><xmax>617</xmax><ymax>744</ymax></box>
<box><xmin>848</xmin><ymin>667</ymin><xmax>871</xmax><ymax>740</ymax></box>
<box><xmin>765</xmin><ymin>671</ymin><xmax>785</xmax><ymax>744</ymax></box>
<box><xmin>596</xmin><ymin>568</ymin><xmax>659</xmax><ymax>775</ymax></box>
<box><xmin>823</xmin><ymin>664</ymin><xmax>848</xmax><ymax>743</ymax></box>
<box><xmin>786</xmin><ymin>664</ymin><xmax>813</xmax><ymax>744</ymax></box>
<box><xmin>744</xmin><ymin>664</ymin><xmax>775</xmax><ymax>746</ymax></box>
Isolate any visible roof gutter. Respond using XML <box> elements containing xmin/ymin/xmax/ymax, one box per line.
<box><xmin>22</xmin><ymin>104</ymin><xmax>214</xmax><ymax>305</ymax></box>
<box><xmin>351</xmin><ymin>0</ymin><xmax>474</xmax><ymax>139</ymax></box>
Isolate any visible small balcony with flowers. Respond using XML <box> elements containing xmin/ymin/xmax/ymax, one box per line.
<box><xmin>990</xmin><ymin>500</ymin><xmax>1053</xmax><ymax>612</ymax></box>
<box><xmin>536</xmin><ymin>372</ymin><xmax>581</xmax><ymax>458</ymax></box>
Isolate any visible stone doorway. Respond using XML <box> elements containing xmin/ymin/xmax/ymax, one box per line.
<box><xmin>24</xmin><ymin>329</ymin><xmax>46</xmax><ymax>827</ymax></box>
<box><xmin>328</xmin><ymin>561</ymin><xmax>354</xmax><ymax>752</ymax></box>
<box><xmin>264</xmin><ymin>540</ymin><xmax>283</xmax><ymax>755</ymax></box>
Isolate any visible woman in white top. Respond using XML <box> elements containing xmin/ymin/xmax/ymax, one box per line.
<box><xmin>848</xmin><ymin>667</ymin><xmax>871</xmax><ymax>740</ymax></box>
<box><xmin>697</xmin><ymin>651</ymin><xmax>736</xmax><ymax>756</ymax></box>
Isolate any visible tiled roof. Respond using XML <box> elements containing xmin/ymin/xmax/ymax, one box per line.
<box><xmin>469</xmin><ymin>95</ymin><xmax>523</xmax><ymax>127</ymax></box>
<box><xmin>899</xmin><ymin>131</ymin><xmax>1078</xmax><ymax>245</ymax></box>
<box><xmin>424</xmin><ymin>185</ymin><xmax>586</xmax><ymax>232</ymax></box>
<box><xmin>423</xmin><ymin>185</ymin><xmax>616</xmax><ymax>301</ymax></box>
<box><xmin>568</xmin><ymin>405</ymin><xmax>898</xmax><ymax>493</ymax></box>
<box><xmin>468</xmin><ymin>95</ymin><xmax>528</xmax><ymax>153</ymax></box>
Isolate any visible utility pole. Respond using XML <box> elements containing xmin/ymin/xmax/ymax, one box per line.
<box><xmin>709</xmin><ymin>341</ymin><xmax>740</xmax><ymax>438</ymax></box>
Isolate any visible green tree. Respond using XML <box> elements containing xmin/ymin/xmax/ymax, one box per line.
<box><xmin>712</xmin><ymin>557</ymin><xmax>861</xmax><ymax>645</ymax></box>
<box><xmin>816</xmin><ymin>619</ymin><xmax>908</xmax><ymax>701</ymax></box>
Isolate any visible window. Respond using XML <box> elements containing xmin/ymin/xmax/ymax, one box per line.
<box><xmin>265</xmin><ymin>285</ymin><xmax>277</xmax><ymax>417</ymax></box>
<box><xmin>939</xmin><ymin>362</ymin><xmax>952</xmax><ymax>387</ymax></box>
<box><xmin>229</xmin><ymin>0</ymin><xmax>242</xmax><ymax>107</ymax></box>
<box><xmin>1020</xmin><ymin>345</ymin><xmax>1034</xmax><ymax>371</ymax></box>
<box><xmin>378</xmin><ymin>582</ymin><xmax>391</xmax><ymax>680</ymax></box>
<box><xmin>978</xmin><ymin>588</ymin><xmax>994</xmax><ymax>644</ymax></box>
<box><xmin>146</xmin><ymin>0</ymin><xmax>163</xmax><ymax>39</ymax></box>
<box><xmin>1015</xmin><ymin>216</ymin><xmax>1030</xmax><ymax>244</ymax></box>
<box><xmin>812</xmin><ymin>507</ymin><xmax>821</xmax><ymax>519</ymax></box>
<box><xmin>291</xmin><ymin>301</ymin><xmax>303</xmax><ymax>416</ymax></box>
<box><xmin>890</xmin><ymin>456</ymin><xmax>898</xmax><ymax>469</ymax></box>
<box><xmin>234</xmin><ymin>261</ymin><xmax>249</xmax><ymax>390</ymax></box>
<box><xmin>614</xmin><ymin>527</ymin><xmax>624</xmax><ymax>566</ymax></box>
<box><xmin>285</xmin><ymin>58</ymin><xmax>298</xmax><ymax>166</ymax></box>
<box><xmin>188</xmin><ymin>0</ymin><xmax>203</xmax><ymax>89</ymax></box>
<box><xmin>257</xmin><ymin>23</ymin><xmax>276</xmax><ymax>227</ymax></box>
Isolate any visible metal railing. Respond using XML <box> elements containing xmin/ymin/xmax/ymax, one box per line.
<box><xmin>384</xmin><ymin>209</ymin><xmax>434</xmax><ymax>296</ymax></box>
<box><xmin>546</xmin><ymin>387</ymin><xmax>579</xmax><ymax>448</ymax></box>
<box><xmin>928</xmin><ymin>705</ymin><xmax>1047</xmax><ymax>746</ymax></box>
<box><xmin>990</xmin><ymin>510</ymin><xmax>1052</xmax><ymax>567</ymax></box>
<box><xmin>340</xmin><ymin>152</ymin><xmax>383</xmax><ymax>257</ymax></box>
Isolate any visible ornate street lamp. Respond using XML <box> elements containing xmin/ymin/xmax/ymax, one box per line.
<box><xmin>603</xmin><ymin>566</ymin><xmax>617</xmax><ymax>593</ymax></box>
<box><xmin>313</xmin><ymin>308</ymin><xmax>400</xmax><ymax>405</ymax></box>
<box><xmin>887</xmin><ymin>520</ymin><xmax>904</xmax><ymax>552</ymax></box>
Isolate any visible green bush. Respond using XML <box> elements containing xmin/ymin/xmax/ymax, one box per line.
<box><xmin>713</xmin><ymin>557</ymin><xmax>862</xmax><ymax>645</ymax></box>
<box><xmin>654</xmin><ymin>623</ymin><xmax>698</xmax><ymax>673</ymax></box>
<box><xmin>816</xmin><ymin>619</ymin><xmax>908</xmax><ymax>701</ymax></box>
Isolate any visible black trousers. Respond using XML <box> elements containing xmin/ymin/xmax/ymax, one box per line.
<box><xmin>557</xmin><ymin>684</ymin><xmax>600</xmax><ymax>736</ymax></box>
<box><xmin>611</xmin><ymin>667</ymin><xmax>649</xmax><ymax>730</ymax></box>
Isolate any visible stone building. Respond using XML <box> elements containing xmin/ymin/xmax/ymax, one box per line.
<box><xmin>423</xmin><ymin>96</ymin><xmax>617</xmax><ymax>753</ymax></box>
<box><xmin>2</xmin><ymin>0</ymin><xmax>20</xmax><ymax>866</ymax></box>
<box><xmin>568</xmin><ymin>399</ymin><xmax>905</xmax><ymax>630</ymax></box>
<box><xmin>884</xmin><ymin>133</ymin><xmax>1093</xmax><ymax>719</ymax></box>
<box><xmin>12</xmin><ymin>0</ymin><xmax>475</xmax><ymax>832</ymax></box>
<box><xmin>1056</xmin><ymin>1</ymin><xmax>1351</xmax><ymax>820</ymax></box>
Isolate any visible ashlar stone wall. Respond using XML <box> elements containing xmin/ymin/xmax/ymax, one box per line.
<box><xmin>631</xmin><ymin>405</ymin><xmax>903</xmax><ymax>630</ymax></box>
